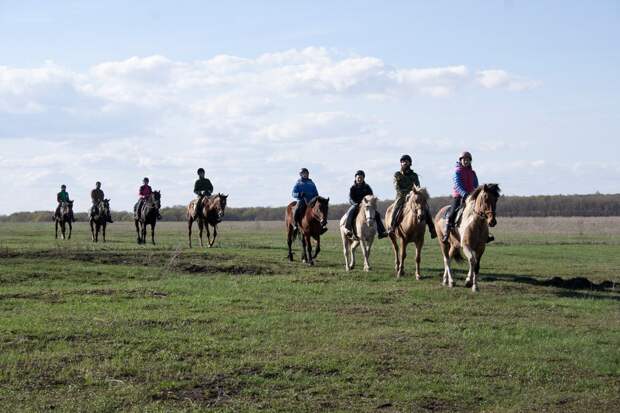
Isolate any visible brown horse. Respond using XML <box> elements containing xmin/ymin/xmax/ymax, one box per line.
<box><xmin>187</xmin><ymin>193</ymin><xmax>228</xmax><ymax>248</ymax></box>
<box><xmin>434</xmin><ymin>184</ymin><xmax>501</xmax><ymax>292</ymax></box>
<box><xmin>54</xmin><ymin>201</ymin><xmax>73</xmax><ymax>240</ymax></box>
<box><xmin>135</xmin><ymin>191</ymin><xmax>161</xmax><ymax>245</ymax></box>
<box><xmin>285</xmin><ymin>196</ymin><xmax>329</xmax><ymax>265</ymax></box>
<box><xmin>89</xmin><ymin>199</ymin><xmax>111</xmax><ymax>243</ymax></box>
<box><xmin>385</xmin><ymin>187</ymin><xmax>431</xmax><ymax>279</ymax></box>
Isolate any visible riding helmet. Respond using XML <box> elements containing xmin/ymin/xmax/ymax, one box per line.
<box><xmin>355</xmin><ymin>170</ymin><xmax>365</xmax><ymax>178</ymax></box>
<box><xmin>459</xmin><ymin>151</ymin><xmax>472</xmax><ymax>160</ymax></box>
<box><xmin>400</xmin><ymin>154</ymin><xmax>412</xmax><ymax>163</ymax></box>
<box><xmin>143</xmin><ymin>177</ymin><xmax>149</xmax><ymax>183</ymax></box>
<box><xmin>197</xmin><ymin>168</ymin><xmax>205</xmax><ymax>174</ymax></box>
<box><xmin>299</xmin><ymin>167</ymin><xmax>309</xmax><ymax>175</ymax></box>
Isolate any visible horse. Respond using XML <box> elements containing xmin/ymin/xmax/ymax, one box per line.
<box><xmin>187</xmin><ymin>193</ymin><xmax>228</xmax><ymax>248</ymax></box>
<box><xmin>89</xmin><ymin>199</ymin><xmax>111</xmax><ymax>243</ymax></box>
<box><xmin>384</xmin><ymin>187</ymin><xmax>431</xmax><ymax>279</ymax></box>
<box><xmin>285</xmin><ymin>196</ymin><xmax>329</xmax><ymax>265</ymax></box>
<box><xmin>134</xmin><ymin>191</ymin><xmax>161</xmax><ymax>245</ymax></box>
<box><xmin>434</xmin><ymin>184</ymin><xmax>501</xmax><ymax>292</ymax></box>
<box><xmin>339</xmin><ymin>195</ymin><xmax>378</xmax><ymax>272</ymax></box>
<box><xmin>54</xmin><ymin>201</ymin><xmax>73</xmax><ymax>240</ymax></box>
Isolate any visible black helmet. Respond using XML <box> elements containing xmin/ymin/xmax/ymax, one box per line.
<box><xmin>299</xmin><ymin>167</ymin><xmax>309</xmax><ymax>175</ymax></box>
<box><xmin>143</xmin><ymin>177</ymin><xmax>149</xmax><ymax>182</ymax></box>
<box><xmin>400</xmin><ymin>154</ymin><xmax>412</xmax><ymax>163</ymax></box>
<box><xmin>355</xmin><ymin>170</ymin><xmax>365</xmax><ymax>178</ymax></box>
<box><xmin>61</xmin><ymin>184</ymin><xmax>66</xmax><ymax>189</ymax></box>
<box><xmin>197</xmin><ymin>168</ymin><xmax>205</xmax><ymax>174</ymax></box>
<box><xmin>95</xmin><ymin>181</ymin><xmax>101</xmax><ymax>186</ymax></box>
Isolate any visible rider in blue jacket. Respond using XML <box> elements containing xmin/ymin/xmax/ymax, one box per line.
<box><xmin>291</xmin><ymin>168</ymin><xmax>324</xmax><ymax>232</ymax></box>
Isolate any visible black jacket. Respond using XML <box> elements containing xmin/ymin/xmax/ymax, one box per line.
<box><xmin>349</xmin><ymin>183</ymin><xmax>373</xmax><ymax>204</ymax></box>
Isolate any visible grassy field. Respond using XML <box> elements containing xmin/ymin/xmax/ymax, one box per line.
<box><xmin>0</xmin><ymin>218</ymin><xmax>618</xmax><ymax>412</ymax></box>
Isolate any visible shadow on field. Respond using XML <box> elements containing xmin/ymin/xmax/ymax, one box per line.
<box><xmin>483</xmin><ymin>273</ymin><xmax>619</xmax><ymax>298</ymax></box>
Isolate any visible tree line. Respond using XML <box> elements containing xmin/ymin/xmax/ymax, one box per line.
<box><xmin>2</xmin><ymin>193</ymin><xmax>619</xmax><ymax>223</ymax></box>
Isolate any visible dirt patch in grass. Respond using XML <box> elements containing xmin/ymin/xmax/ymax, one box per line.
<box><xmin>179</xmin><ymin>262</ymin><xmax>272</xmax><ymax>275</ymax></box>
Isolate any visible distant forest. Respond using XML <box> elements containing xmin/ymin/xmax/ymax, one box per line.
<box><xmin>2</xmin><ymin>193</ymin><xmax>619</xmax><ymax>222</ymax></box>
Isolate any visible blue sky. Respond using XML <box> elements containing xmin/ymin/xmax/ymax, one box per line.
<box><xmin>0</xmin><ymin>1</ymin><xmax>618</xmax><ymax>213</ymax></box>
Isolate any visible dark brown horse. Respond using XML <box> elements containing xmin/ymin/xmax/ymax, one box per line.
<box><xmin>285</xmin><ymin>196</ymin><xmax>329</xmax><ymax>265</ymax></box>
<box><xmin>54</xmin><ymin>201</ymin><xmax>73</xmax><ymax>240</ymax></box>
<box><xmin>434</xmin><ymin>184</ymin><xmax>501</xmax><ymax>292</ymax></box>
<box><xmin>89</xmin><ymin>199</ymin><xmax>111</xmax><ymax>243</ymax></box>
<box><xmin>187</xmin><ymin>193</ymin><xmax>228</xmax><ymax>248</ymax></box>
<box><xmin>135</xmin><ymin>191</ymin><xmax>161</xmax><ymax>245</ymax></box>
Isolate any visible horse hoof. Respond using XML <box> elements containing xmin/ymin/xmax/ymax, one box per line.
<box><xmin>415</xmin><ymin>274</ymin><xmax>421</xmax><ymax>280</ymax></box>
<box><xmin>471</xmin><ymin>285</ymin><xmax>479</xmax><ymax>292</ymax></box>
<box><xmin>448</xmin><ymin>282</ymin><xmax>454</xmax><ymax>288</ymax></box>
<box><xmin>464</xmin><ymin>281</ymin><xmax>473</xmax><ymax>288</ymax></box>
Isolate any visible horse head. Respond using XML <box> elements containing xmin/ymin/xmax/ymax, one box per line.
<box><xmin>408</xmin><ymin>186</ymin><xmax>429</xmax><ymax>222</ymax></box>
<box><xmin>152</xmin><ymin>191</ymin><xmax>161</xmax><ymax>209</ymax></box>
<box><xmin>102</xmin><ymin>199</ymin><xmax>111</xmax><ymax>214</ymax></box>
<box><xmin>471</xmin><ymin>184</ymin><xmax>501</xmax><ymax>227</ymax></box>
<box><xmin>361</xmin><ymin>195</ymin><xmax>378</xmax><ymax>226</ymax></box>
<box><xmin>310</xmin><ymin>196</ymin><xmax>329</xmax><ymax>227</ymax></box>
<box><xmin>214</xmin><ymin>193</ymin><xmax>228</xmax><ymax>220</ymax></box>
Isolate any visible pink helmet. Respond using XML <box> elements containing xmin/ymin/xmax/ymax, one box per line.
<box><xmin>459</xmin><ymin>151</ymin><xmax>472</xmax><ymax>160</ymax></box>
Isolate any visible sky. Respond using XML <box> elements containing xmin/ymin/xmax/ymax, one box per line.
<box><xmin>0</xmin><ymin>1</ymin><xmax>618</xmax><ymax>214</ymax></box>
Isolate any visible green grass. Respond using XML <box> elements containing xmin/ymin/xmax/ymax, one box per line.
<box><xmin>0</xmin><ymin>220</ymin><xmax>618</xmax><ymax>412</ymax></box>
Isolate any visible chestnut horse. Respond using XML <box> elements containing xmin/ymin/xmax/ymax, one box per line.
<box><xmin>89</xmin><ymin>199</ymin><xmax>111</xmax><ymax>243</ymax></box>
<box><xmin>285</xmin><ymin>196</ymin><xmax>329</xmax><ymax>265</ymax></box>
<box><xmin>385</xmin><ymin>187</ymin><xmax>431</xmax><ymax>279</ymax></box>
<box><xmin>135</xmin><ymin>191</ymin><xmax>161</xmax><ymax>245</ymax></box>
<box><xmin>434</xmin><ymin>184</ymin><xmax>501</xmax><ymax>292</ymax></box>
<box><xmin>54</xmin><ymin>201</ymin><xmax>73</xmax><ymax>240</ymax></box>
<box><xmin>187</xmin><ymin>193</ymin><xmax>228</xmax><ymax>248</ymax></box>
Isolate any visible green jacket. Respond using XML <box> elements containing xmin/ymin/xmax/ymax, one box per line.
<box><xmin>57</xmin><ymin>190</ymin><xmax>70</xmax><ymax>203</ymax></box>
<box><xmin>393</xmin><ymin>169</ymin><xmax>420</xmax><ymax>198</ymax></box>
<box><xmin>194</xmin><ymin>178</ymin><xmax>213</xmax><ymax>196</ymax></box>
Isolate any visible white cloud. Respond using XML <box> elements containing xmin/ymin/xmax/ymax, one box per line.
<box><xmin>477</xmin><ymin>69</ymin><xmax>541</xmax><ymax>91</ymax></box>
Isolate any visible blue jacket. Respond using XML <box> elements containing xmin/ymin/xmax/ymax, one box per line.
<box><xmin>292</xmin><ymin>178</ymin><xmax>319</xmax><ymax>202</ymax></box>
<box><xmin>452</xmin><ymin>161</ymin><xmax>478</xmax><ymax>198</ymax></box>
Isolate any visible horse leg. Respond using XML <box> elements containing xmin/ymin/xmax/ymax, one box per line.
<box><xmin>389</xmin><ymin>234</ymin><xmax>400</xmax><ymax>276</ymax></box>
<box><xmin>151</xmin><ymin>223</ymin><xmax>156</xmax><ymax>245</ymax></box>
<box><xmin>397</xmin><ymin>238</ymin><xmax>407</xmax><ymax>278</ymax></box>
<box><xmin>462</xmin><ymin>245</ymin><xmax>477</xmax><ymax>291</ymax></box>
<box><xmin>341</xmin><ymin>234</ymin><xmax>351</xmax><ymax>271</ymax></box>
<box><xmin>414</xmin><ymin>240</ymin><xmax>423</xmax><ymax>280</ymax></box>
<box><xmin>55</xmin><ymin>220</ymin><xmax>58</xmax><ymax>239</ymax></box>
<box><xmin>350</xmin><ymin>240</ymin><xmax>359</xmax><ymax>270</ymax></box>
<box><xmin>305</xmin><ymin>235</ymin><xmax>314</xmax><ymax>266</ymax></box>
<box><xmin>300</xmin><ymin>236</ymin><xmax>307</xmax><ymax>263</ymax></box>
<box><xmin>312</xmin><ymin>236</ymin><xmax>320</xmax><ymax>259</ymax></box>
<box><xmin>188</xmin><ymin>218</ymin><xmax>193</xmax><ymax>248</ymax></box>
<box><xmin>135</xmin><ymin>220</ymin><xmax>141</xmax><ymax>244</ymax></box>
<box><xmin>102</xmin><ymin>222</ymin><xmax>106</xmax><ymax>243</ymax></box>
<box><xmin>208</xmin><ymin>225</ymin><xmax>217</xmax><ymax>248</ymax></box>
<box><xmin>287</xmin><ymin>227</ymin><xmax>295</xmax><ymax>261</ymax></box>
<box><xmin>361</xmin><ymin>239</ymin><xmax>371</xmax><ymax>272</ymax></box>
<box><xmin>90</xmin><ymin>221</ymin><xmax>95</xmax><ymax>242</ymax></box>
<box><xmin>198</xmin><ymin>220</ymin><xmax>204</xmax><ymax>247</ymax></box>
<box><xmin>67</xmin><ymin>221</ymin><xmax>72</xmax><ymax>239</ymax></box>
<box><xmin>60</xmin><ymin>221</ymin><xmax>66</xmax><ymax>240</ymax></box>
<box><xmin>142</xmin><ymin>222</ymin><xmax>147</xmax><ymax>245</ymax></box>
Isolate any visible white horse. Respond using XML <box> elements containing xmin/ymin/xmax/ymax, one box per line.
<box><xmin>339</xmin><ymin>195</ymin><xmax>378</xmax><ymax>271</ymax></box>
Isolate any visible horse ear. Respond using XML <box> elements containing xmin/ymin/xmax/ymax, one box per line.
<box><xmin>483</xmin><ymin>184</ymin><xmax>489</xmax><ymax>190</ymax></box>
<box><xmin>326</xmin><ymin>197</ymin><xmax>330</xmax><ymax>202</ymax></box>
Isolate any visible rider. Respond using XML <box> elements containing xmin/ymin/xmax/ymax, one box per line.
<box><xmin>136</xmin><ymin>177</ymin><xmax>161</xmax><ymax>220</ymax></box>
<box><xmin>387</xmin><ymin>154</ymin><xmax>437</xmax><ymax>238</ymax></box>
<box><xmin>291</xmin><ymin>167</ymin><xmax>326</xmax><ymax>234</ymax></box>
<box><xmin>90</xmin><ymin>181</ymin><xmax>113</xmax><ymax>223</ymax></box>
<box><xmin>344</xmin><ymin>170</ymin><xmax>388</xmax><ymax>239</ymax></box>
<box><xmin>192</xmin><ymin>168</ymin><xmax>214</xmax><ymax>219</ymax></box>
<box><xmin>55</xmin><ymin>184</ymin><xmax>75</xmax><ymax>222</ymax></box>
<box><xmin>442</xmin><ymin>151</ymin><xmax>494</xmax><ymax>243</ymax></box>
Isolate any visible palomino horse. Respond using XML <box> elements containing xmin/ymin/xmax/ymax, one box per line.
<box><xmin>135</xmin><ymin>191</ymin><xmax>161</xmax><ymax>245</ymax></box>
<box><xmin>54</xmin><ymin>201</ymin><xmax>73</xmax><ymax>240</ymax></box>
<box><xmin>339</xmin><ymin>195</ymin><xmax>378</xmax><ymax>272</ymax></box>
<box><xmin>434</xmin><ymin>184</ymin><xmax>501</xmax><ymax>292</ymax></box>
<box><xmin>89</xmin><ymin>199</ymin><xmax>111</xmax><ymax>243</ymax></box>
<box><xmin>187</xmin><ymin>193</ymin><xmax>228</xmax><ymax>248</ymax></box>
<box><xmin>385</xmin><ymin>187</ymin><xmax>431</xmax><ymax>279</ymax></box>
<box><xmin>285</xmin><ymin>196</ymin><xmax>329</xmax><ymax>265</ymax></box>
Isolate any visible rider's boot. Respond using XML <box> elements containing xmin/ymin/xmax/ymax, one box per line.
<box><xmin>441</xmin><ymin>222</ymin><xmax>453</xmax><ymax>243</ymax></box>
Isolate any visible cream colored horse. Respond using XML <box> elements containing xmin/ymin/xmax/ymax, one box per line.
<box><xmin>339</xmin><ymin>195</ymin><xmax>378</xmax><ymax>271</ymax></box>
<box><xmin>385</xmin><ymin>187</ymin><xmax>430</xmax><ymax>279</ymax></box>
<box><xmin>434</xmin><ymin>184</ymin><xmax>501</xmax><ymax>292</ymax></box>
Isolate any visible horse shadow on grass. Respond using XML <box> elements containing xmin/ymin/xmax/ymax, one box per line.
<box><xmin>480</xmin><ymin>272</ymin><xmax>620</xmax><ymax>301</ymax></box>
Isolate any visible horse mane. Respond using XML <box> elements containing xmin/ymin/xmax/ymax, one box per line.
<box><xmin>363</xmin><ymin>194</ymin><xmax>378</xmax><ymax>207</ymax></box>
<box><xmin>406</xmin><ymin>187</ymin><xmax>429</xmax><ymax>206</ymax></box>
<box><xmin>464</xmin><ymin>183</ymin><xmax>502</xmax><ymax>215</ymax></box>
<box><xmin>308</xmin><ymin>195</ymin><xmax>328</xmax><ymax>207</ymax></box>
